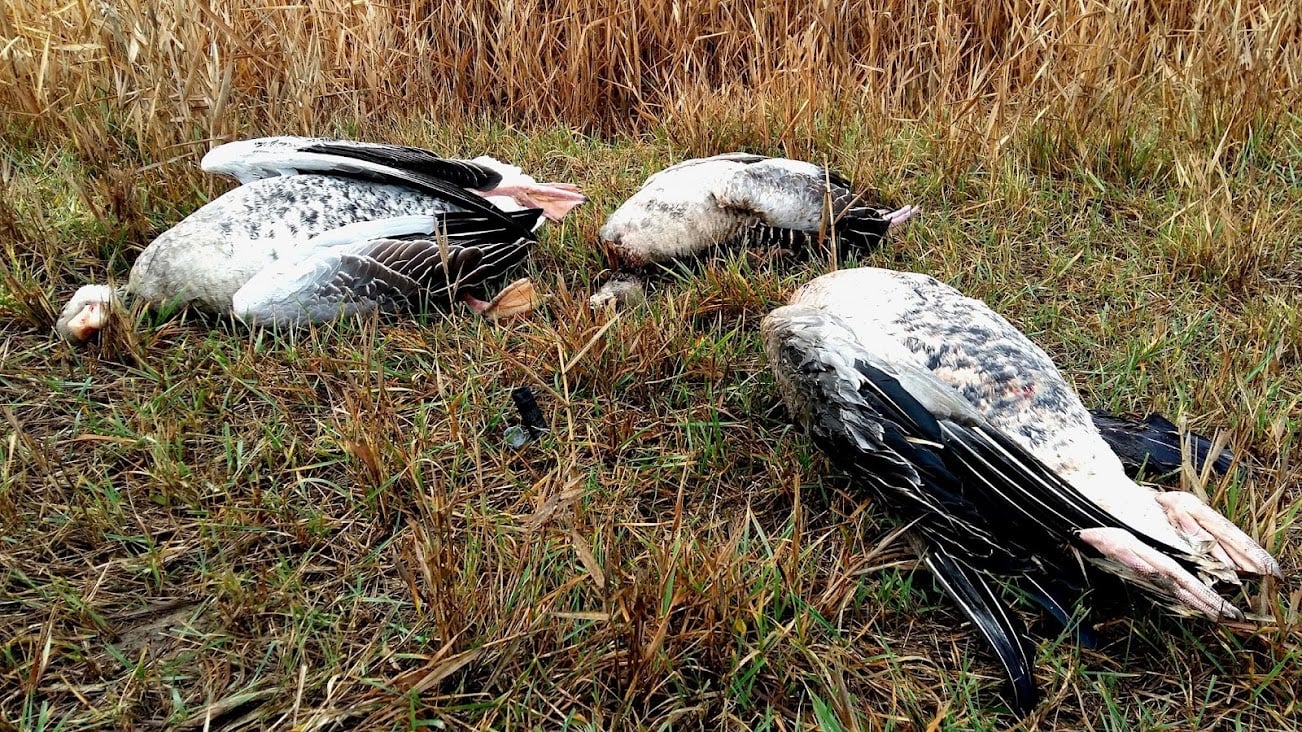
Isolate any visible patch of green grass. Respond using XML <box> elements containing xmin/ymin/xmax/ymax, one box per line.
<box><xmin>1</xmin><ymin>111</ymin><xmax>1299</xmax><ymax>730</ymax></box>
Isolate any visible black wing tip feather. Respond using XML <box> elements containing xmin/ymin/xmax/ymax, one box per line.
<box><xmin>430</xmin><ymin>208</ymin><xmax>544</xmax><ymax>240</ymax></box>
<box><xmin>1018</xmin><ymin>575</ymin><xmax>1100</xmax><ymax>649</ymax></box>
<box><xmin>506</xmin><ymin>208</ymin><xmax>546</xmax><ymax>230</ymax></box>
<box><xmin>1090</xmin><ymin>409</ymin><xmax>1238</xmax><ymax>480</ymax></box>
<box><xmin>925</xmin><ymin>549</ymin><xmax>1039</xmax><ymax>718</ymax></box>
<box><xmin>851</xmin><ymin>359</ymin><xmax>945</xmax><ymax>439</ymax></box>
<box><xmin>300</xmin><ymin>140</ymin><xmax>503</xmax><ymax>190</ymax></box>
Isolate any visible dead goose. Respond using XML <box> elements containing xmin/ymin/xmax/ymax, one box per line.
<box><xmin>763</xmin><ymin>266</ymin><xmax>1280</xmax><ymax>715</ymax></box>
<box><xmin>57</xmin><ymin>138</ymin><xmax>585</xmax><ymax>341</ymax></box>
<box><xmin>590</xmin><ymin>153</ymin><xmax>918</xmax><ymax>308</ymax></box>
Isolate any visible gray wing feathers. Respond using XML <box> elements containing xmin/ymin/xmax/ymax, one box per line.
<box><xmin>715</xmin><ymin>159</ymin><xmax>875</xmax><ymax>231</ymax></box>
<box><xmin>298</xmin><ymin>140</ymin><xmax>503</xmax><ymax>190</ymax></box>
<box><xmin>232</xmin><ymin>236</ymin><xmax>530</xmax><ymax>326</ymax></box>
<box><xmin>715</xmin><ymin>161</ymin><xmax>826</xmax><ymax>230</ymax></box>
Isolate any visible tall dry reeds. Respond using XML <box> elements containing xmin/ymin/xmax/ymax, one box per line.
<box><xmin>2</xmin><ymin>0</ymin><xmax>1299</xmax><ymax>163</ymax></box>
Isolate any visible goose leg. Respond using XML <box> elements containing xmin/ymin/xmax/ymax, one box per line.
<box><xmin>1155</xmin><ymin>492</ymin><xmax>1282</xmax><ymax>579</ymax></box>
<box><xmin>885</xmin><ymin>205</ymin><xmax>921</xmax><ymax>232</ymax></box>
<box><xmin>1077</xmin><ymin>527</ymin><xmax>1243</xmax><ymax>621</ymax></box>
<box><xmin>482</xmin><ymin>182</ymin><xmax>587</xmax><ymax>221</ymax></box>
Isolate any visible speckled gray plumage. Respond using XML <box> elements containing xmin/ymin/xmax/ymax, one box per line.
<box><xmin>789</xmin><ymin>269</ymin><xmax>1106</xmax><ymax>479</ymax></box>
<box><xmin>129</xmin><ymin>175</ymin><xmax>465</xmax><ymax>311</ymax></box>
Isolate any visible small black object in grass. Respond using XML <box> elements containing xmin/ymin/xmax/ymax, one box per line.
<box><xmin>512</xmin><ymin>387</ymin><xmax>548</xmax><ymax>438</ymax></box>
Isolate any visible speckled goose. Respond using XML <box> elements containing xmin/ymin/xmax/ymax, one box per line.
<box><xmin>763</xmin><ymin>267</ymin><xmax>1280</xmax><ymax>715</ymax></box>
<box><xmin>56</xmin><ymin>137</ymin><xmax>587</xmax><ymax>341</ymax></box>
<box><xmin>591</xmin><ymin>153</ymin><xmax>918</xmax><ymax>307</ymax></box>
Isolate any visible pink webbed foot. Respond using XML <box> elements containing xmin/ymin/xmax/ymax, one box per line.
<box><xmin>1077</xmin><ymin>527</ymin><xmax>1243</xmax><ymax>621</ymax></box>
<box><xmin>485</xmin><ymin>182</ymin><xmax>587</xmax><ymax>221</ymax></box>
<box><xmin>885</xmin><ymin>205</ymin><xmax>921</xmax><ymax>232</ymax></box>
<box><xmin>1155</xmin><ymin>492</ymin><xmax>1282</xmax><ymax>579</ymax></box>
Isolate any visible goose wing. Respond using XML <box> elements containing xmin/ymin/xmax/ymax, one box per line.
<box><xmin>714</xmin><ymin>158</ymin><xmax>834</xmax><ymax>231</ymax></box>
<box><xmin>232</xmin><ymin>209</ymin><xmax>538</xmax><ymax>326</ymax></box>
<box><xmin>297</xmin><ymin>139</ymin><xmax>503</xmax><ymax>191</ymax></box>
<box><xmin>203</xmin><ymin>136</ymin><xmax>503</xmax><ymax>189</ymax></box>
<box><xmin>641</xmin><ymin>152</ymin><xmax>769</xmax><ymax>186</ymax></box>
<box><xmin>202</xmin><ymin>137</ymin><xmax>531</xmax><ymax>237</ymax></box>
<box><xmin>924</xmin><ymin>546</ymin><xmax>1037</xmax><ymax>716</ymax></box>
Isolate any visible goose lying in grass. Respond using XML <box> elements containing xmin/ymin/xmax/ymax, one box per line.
<box><xmin>762</xmin><ymin>267</ymin><xmax>1281</xmax><ymax>716</ymax></box>
<box><xmin>590</xmin><ymin>153</ymin><xmax>919</xmax><ymax>308</ymax></box>
<box><xmin>57</xmin><ymin>137</ymin><xmax>586</xmax><ymax>342</ymax></box>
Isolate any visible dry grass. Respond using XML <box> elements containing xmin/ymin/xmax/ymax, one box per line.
<box><xmin>2</xmin><ymin>1</ymin><xmax>1301</xmax><ymax>730</ymax></box>
<box><xmin>3</xmin><ymin>0</ymin><xmax>1300</xmax><ymax>160</ymax></box>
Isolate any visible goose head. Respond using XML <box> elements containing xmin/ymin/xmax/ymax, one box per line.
<box><xmin>56</xmin><ymin>284</ymin><xmax>119</xmax><ymax>343</ymax></box>
<box><xmin>588</xmin><ymin>226</ymin><xmax>657</xmax><ymax>310</ymax></box>
<box><xmin>589</xmin><ymin>272</ymin><xmax>648</xmax><ymax>310</ymax></box>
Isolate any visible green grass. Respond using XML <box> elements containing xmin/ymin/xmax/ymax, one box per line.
<box><xmin>1</xmin><ymin>116</ymin><xmax>1299</xmax><ymax>729</ymax></box>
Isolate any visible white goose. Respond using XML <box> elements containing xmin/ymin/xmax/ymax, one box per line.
<box><xmin>763</xmin><ymin>267</ymin><xmax>1280</xmax><ymax>715</ymax></box>
<box><xmin>56</xmin><ymin>137</ymin><xmax>587</xmax><ymax>341</ymax></box>
<box><xmin>590</xmin><ymin>153</ymin><xmax>919</xmax><ymax>307</ymax></box>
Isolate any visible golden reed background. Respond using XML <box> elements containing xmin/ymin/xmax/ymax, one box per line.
<box><xmin>2</xmin><ymin>0</ymin><xmax>1299</xmax><ymax>159</ymax></box>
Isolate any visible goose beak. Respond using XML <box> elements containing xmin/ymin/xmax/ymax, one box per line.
<box><xmin>476</xmin><ymin>278</ymin><xmax>541</xmax><ymax>322</ymax></box>
<box><xmin>66</xmin><ymin>302</ymin><xmax>107</xmax><ymax>342</ymax></box>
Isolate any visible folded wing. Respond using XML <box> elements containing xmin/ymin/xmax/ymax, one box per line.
<box><xmin>232</xmin><ymin>210</ymin><xmax>538</xmax><ymax>326</ymax></box>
